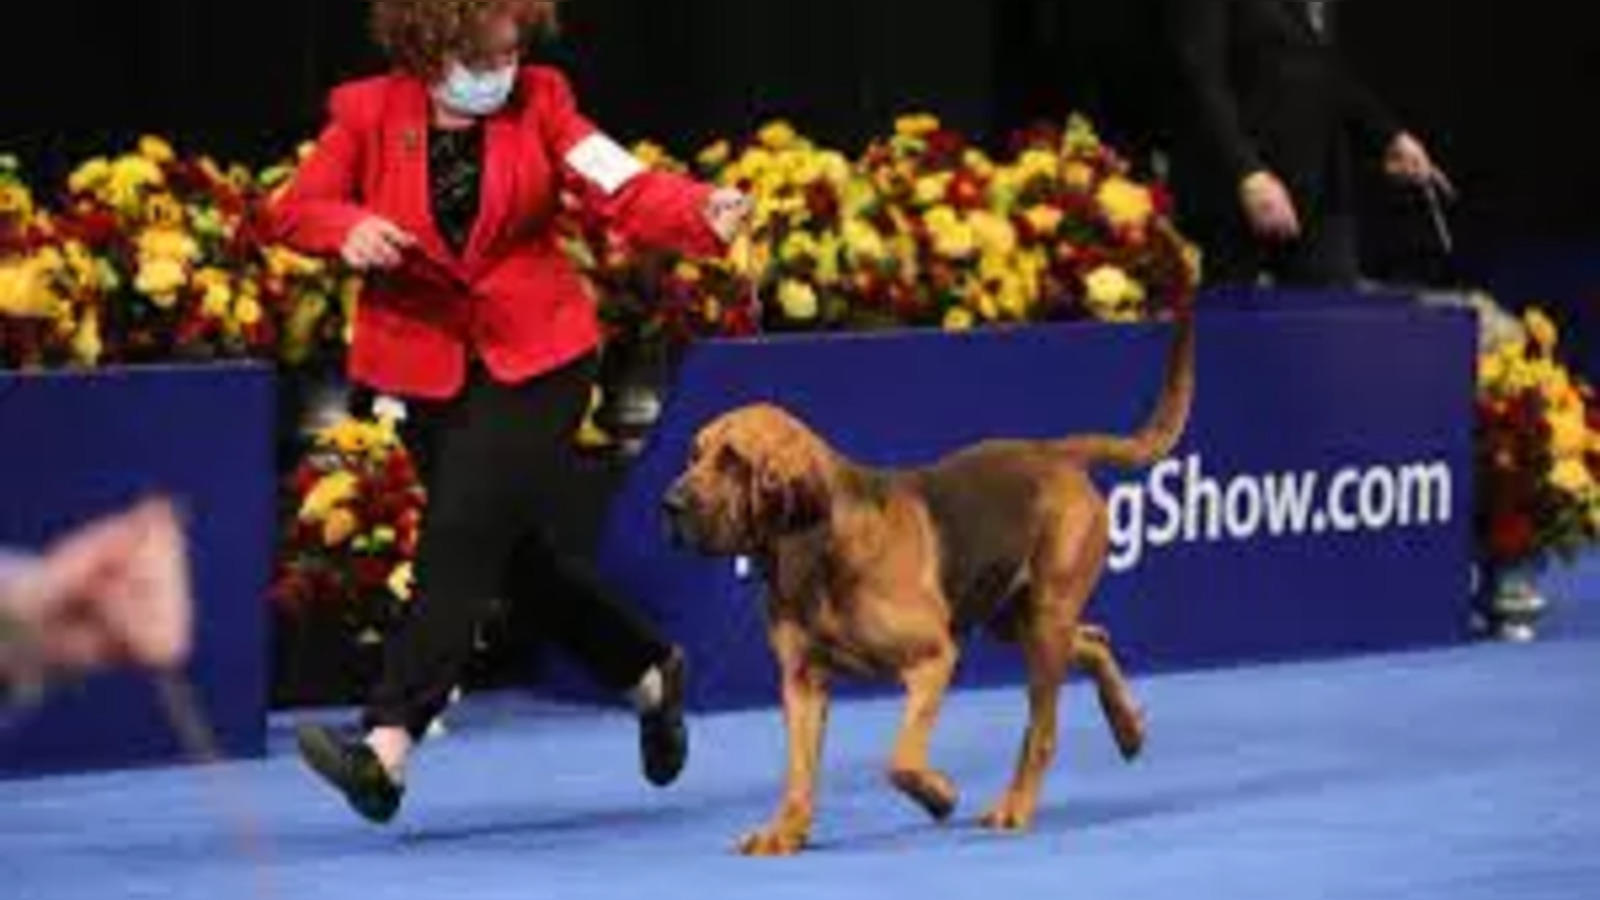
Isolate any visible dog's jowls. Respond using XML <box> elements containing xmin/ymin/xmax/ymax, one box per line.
<box><xmin>664</xmin><ymin>309</ymin><xmax>1195</xmax><ymax>856</ymax></box>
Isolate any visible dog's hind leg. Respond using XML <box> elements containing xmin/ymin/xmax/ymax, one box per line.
<box><xmin>1072</xmin><ymin>624</ymin><xmax>1146</xmax><ymax>761</ymax></box>
<box><xmin>888</xmin><ymin>639</ymin><xmax>960</xmax><ymax>822</ymax></box>
<box><xmin>981</xmin><ymin>504</ymin><xmax>1108</xmax><ymax>832</ymax></box>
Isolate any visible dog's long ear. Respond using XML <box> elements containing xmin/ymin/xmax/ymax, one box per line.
<box><xmin>751</xmin><ymin>445</ymin><xmax>830</xmax><ymax>537</ymax></box>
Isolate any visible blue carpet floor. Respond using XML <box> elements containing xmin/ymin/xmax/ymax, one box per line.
<box><xmin>1</xmin><ymin>624</ymin><xmax>1597</xmax><ymax>900</ymax></box>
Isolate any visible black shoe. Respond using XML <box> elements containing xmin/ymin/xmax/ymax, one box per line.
<box><xmin>296</xmin><ymin>725</ymin><xmax>405</xmax><ymax>825</ymax></box>
<box><xmin>639</xmin><ymin>647</ymin><xmax>689</xmax><ymax>787</ymax></box>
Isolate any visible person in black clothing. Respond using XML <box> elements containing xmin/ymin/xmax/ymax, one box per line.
<box><xmin>1165</xmin><ymin>0</ymin><xmax>1454</xmax><ymax>287</ymax></box>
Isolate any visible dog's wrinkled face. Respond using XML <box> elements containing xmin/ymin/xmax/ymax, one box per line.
<box><xmin>663</xmin><ymin>404</ymin><xmax>831</xmax><ymax>556</ymax></box>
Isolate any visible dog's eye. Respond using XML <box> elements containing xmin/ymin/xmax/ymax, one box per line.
<box><xmin>715</xmin><ymin>446</ymin><xmax>746</xmax><ymax>473</ymax></box>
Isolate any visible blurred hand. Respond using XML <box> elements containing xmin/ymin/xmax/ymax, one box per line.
<box><xmin>1384</xmin><ymin>132</ymin><xmax>1456</xmax><ymax>199</ymax></box>
<box><xmin>1</xmin><ymin>498</ymin><xmax>193</xmax><ymax>681</ymax></box>
<box><xmin>704</xmin><ymin>188</ymin><xmax>754</xmax><ymax>245</ymax></box>
<box><xmin>1239</xmin><ymin>170</ymin><xmax>1302</xmax><ymax>242</ymax></box>
<box><xmin>341</xmin><ymin>216</ymin><xmax>416</xmax><ymax>271</ymax></box>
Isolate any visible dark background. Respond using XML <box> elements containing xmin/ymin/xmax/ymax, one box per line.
<box><xmin>3</xmin><ymin>0</ymin><xmax>1597</xmax><ymax>301</ymax></box>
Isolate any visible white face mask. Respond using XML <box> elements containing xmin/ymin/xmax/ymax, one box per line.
<box><xmin>431</xmin><ymin>60</ymin><xmax>517</xmax><ymax>117</ymax></box>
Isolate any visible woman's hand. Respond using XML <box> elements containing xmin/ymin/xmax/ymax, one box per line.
<box><xmin>704</xmin><ymin>188</ymin><xmax>754</xmax><ymax>245</ymax></box>
<box><xmin>1384</xmin><ymin>132</ymin><xmax>1456</xmax><ymax>199</ymax></box>
<box><xmin>342</xmin><ymin>216</ymin><xmax>417</xmax><ymax>271</ymax></box>
<box><xmin>1238</xmin><ymin>170</ymin><xmax>1302</xmax><ymax>242</ymax></box>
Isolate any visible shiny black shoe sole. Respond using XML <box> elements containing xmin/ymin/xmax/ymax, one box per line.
<box><xmin>296</xmin><ymin>725</ymin><xmax>404</xmax><ymax>825</ymax></box>
<box><xmin>640</xmin><ymin>648</ymin><xmax>689</xmax><ymax>788</ymax></box>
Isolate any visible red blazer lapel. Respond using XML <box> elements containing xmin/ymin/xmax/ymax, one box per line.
<box><xmin>464</xmin><ymin>108</ymin><xmax>523</xmax><ymax>273</ymax></box>
<box><xmin>385</xmin><ymin>77</ymin><xmax>459</xmax><ymax>271</ymax></box>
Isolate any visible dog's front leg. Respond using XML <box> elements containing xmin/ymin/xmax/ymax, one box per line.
<box><xmin>740</xmin><ymin>621</ymin><xmax>829</xmax><ymax>857</ymax></box>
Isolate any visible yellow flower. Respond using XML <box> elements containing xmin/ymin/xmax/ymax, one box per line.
<box><xmin>842</xmin><ymin>218</ymin><xmax>887</xmax><ymax>261</ymax></box>
<box><xmin>777</xmin><ymin>279</ymin><xmax>820</xmax><ymax>321</ymax></box>
<box><xmin>970</xmin><ymin>211</ymin><xmax>1018</xmax><ymax>257</ymax></box>
<box><xmin>944</xmin><ymin>307</ymin><xmax>976</xmax><ymax>331</ymax></box>
<box><xmin>631</xmin><ymin>141</ymin><xmax>672</xmax><ymax>170</ymax></box>
<box><xmin>322</xmin><ymin>507</ymin><xmax>360</xmax><ymax>548</ymax></box>
<box><xmin>145</xmin><ymin>194</ymin><xmax>185</xmax><ymax>228</ymax></box>
<box><xmin>1550</xmin><ymin>410</ymin><xmax>1589</xmax><ymax>459</ymax></box>
<box><xmin>0</xmin><ymin>182</ymin><xmax>33</xmax><ymax>221</ymax></box>
<box><xmin>1016</xmin><ymin>149</ymin><xmax>1061</xmax><ymax>182</ymax></box>
<box><xmin>300</xmin><ymin>471</ymin><xmax>358</xmax><ymax>521</ymax></box>
<box><xmin>0</xmin><ymin>257</ymin><xmax>66</xmax><ymax>319</ymax></box>
<box><xmin>235</xmin><ymin>295</ymin><xmax>264</xmax><ymax>327</ymax></box>
<box><xmin>1550</xmin><ymin>458</ymin><xmax>1593</xmax><ymax>496</ymax></box>
<box><xmin>1023</xmin><ymin>205</ymin><xmax>1064</xmax><ymax>236</ymax></box>
<box><xmin>914</xmin><ymin>173</ymin><xmax>954</xmax><ymax>206</ymax></box>
<box><xmin>818</xmin><ymin>152</ymin><xmax>852</xmax><ymax>184</ymax></box>
<box><xmin>1063</xmin><ymin>114</ymin><xmax>1103</xmax><ymax>156</ymax></box>
<box><xmin>924</xmin><ymin>207</ymin><xmax>977</xmax><ymax>260</ymax></box>
<box><xmin>265</xmin><ymin>246</ymin><xmax>324</xmax><ymax>279</ymax></box>
<box><xmin>71</xmin><ymin>309</ymin><xmax>103</xmax><ymax>367</ymax></box>
<box><xmin>814</xmin><ymin>233</ymin><xmax>843</xmax><ymax>287</ymax></box>
<box><xmin>194</xmin><ymin>269</ymin><xmax>233</xmax><ymax>318</ymax></box>
<box><xmin>962</xmin><ymin>149</ymin><xmax>997</xmax><ymax>178</ymax></box>
<box><xmin>138</xmin><ymin>136</ymin><xmax>176</xmax><ymax>165</ymax></box>
<box><xmin>1524</xmin><ymin>308</ymin><xmax>1559</xmax><ymax>352</ymax></box>
<box><xmin>388</xmin><ymin>562</ymin><xmax>416</xmax><ymax>603</ymax></box>
<box><xmin>138</xmin><ymin>227</ymin><xmax>200</xmax><ymax>263</ymax></box>
<box><xmin>321</xmin><ymin>419</ymin><xmax>386</xmax><ymax>456</ymax></box>
<box><xmin>1478</xmin><ymin>352</ymin><xmax>1506</xmax><ymax>386</ymax></box>
<box><xmin>697</xmin><ymin>140</ymin><xmax>732</xmax><ymax>170</ymax></box>
<box><xmin>1063</xmin><ymin>161</ymin><xmax>1096</xmax><ymax>192</ymax></box>
<box><xmin>1084</xmin><ymin>264</ymin><xmax>1145</xmax><ymax>319</ymax></box>
<box><xmin>1097</xmin><ymin>177</ymin><xmax>1155</xmax><ymax>230</ymax></box>
<box><xmin>673</xmin><ymin>261</ymin><xmax>703</xmax><ymax>283</ymax></box>
<box><xmin>758</xmin><ymin>120</ymin><xmax>800</xmax><ymax>150</ymax></box>
<box><xmin>135</xmin><ymin>258</ymin><xmax>188</xmax><ymax>305</ymax></box>
<box><xmin>895</xmin><ymin>114</ymin><xmax>942</xmax><ymax>139</ymax></box>
<box><xmin>780</xmin><ymin>230</ymin><xmax>821</xmax><ymax>264</ymax></box>
<box><xmin>68</xmin><ymin>158</ymin><xmax>111</xmax><ymax>195</ymax></box>
<box><xmin>107</xmin><ymin>156</ymin><xmax>165</xmax><ymax>209</ymax></box>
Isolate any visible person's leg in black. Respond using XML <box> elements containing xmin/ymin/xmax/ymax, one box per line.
<box><xmin>493</xmin><ymin>355</ymin><xmax>691</xmax><ymax>785</ymax></box>
<box><xmin>298</xmin><ymin>366</ymin><xmax>550</xmax><ymax>823</ymax></box>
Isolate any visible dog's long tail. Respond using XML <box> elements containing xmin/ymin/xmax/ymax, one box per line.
<box><xmin>1054</xmin><ymin>285</ymin><xmax>1196</xmax><ymax>471</ymax></box>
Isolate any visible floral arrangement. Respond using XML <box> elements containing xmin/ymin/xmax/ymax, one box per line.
<box><xmin>0</xmin><ymin>138</ymin><xmax>358</xmax><ymax>371</ymax></box>
<box><xmin>1476</xmin><ymin>306</ymin><xmax>1600</xmax><ymax>568</ymax></box>
<box><xmin>559</xmin><ymin>113</ymin><xmax>1200</xmax><ymax>355</ymax></box>
<box><xmin>271</xmin><ymin>413</ymin><xmax>426</xmax><ymax>642</ymax></box>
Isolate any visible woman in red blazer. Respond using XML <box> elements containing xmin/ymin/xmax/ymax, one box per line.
<box><xmin>274</xmin><ymin>0</ymin><xmax>749</xmax><ymax>825</ymax></box>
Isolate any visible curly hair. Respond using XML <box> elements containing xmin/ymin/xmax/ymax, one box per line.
<box><xmin>370</xmin><ymin>0</ymin><xmax>559</xmax><ymax>78</ymax></box>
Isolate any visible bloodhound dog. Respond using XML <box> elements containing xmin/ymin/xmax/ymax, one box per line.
<box><xmin>664</xmin><ymin>309</ymin><xmax>1194</xmax><ymax>856</ymax></box>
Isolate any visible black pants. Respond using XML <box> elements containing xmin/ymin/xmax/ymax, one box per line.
<box><xmin>362</xmin><ymin>355</ymin><xmax>668</xmax><ymax>739</ymax></box>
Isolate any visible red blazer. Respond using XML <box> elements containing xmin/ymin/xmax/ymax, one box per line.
<box><xmin>271</xmin><ymin>66</ymin><xmax>724</xmax><ymax>400</ymax></box>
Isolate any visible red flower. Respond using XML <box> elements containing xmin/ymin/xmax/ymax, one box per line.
<box><xmin>1149</xmin><ymin>183</ymin><xmax>1175</xmax><ymax>216</ymax></box>
<box><xmin>804</xmin><ymin>183</ymin><xmax>840</xmax><ymax>223</ymax></box>
<box><xmin>924</xmin><ymin>130</ymin><xmax>966</xmax><ymax>167</ymax></box>
<box><xmin>352</xmin><ymin>557</ymin><xmax>391</xmax><ymax>591</ymax></box>
<box><xmin>946</xmin><ymin>171</ymin><xmax>987</xmax><ymax>210</ymax></box>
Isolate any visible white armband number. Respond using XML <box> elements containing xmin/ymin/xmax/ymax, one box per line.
<box><xmin>565</xmin><ymin>133</ymin><xmax>647</xmax><ymax>196</ymax></box>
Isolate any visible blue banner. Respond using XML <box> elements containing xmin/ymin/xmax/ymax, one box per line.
<box><xmin>0</xmin><ymin>364</ymin><xmax>275</xmax><ymax>777</ymax></box>
<box><xmin>587</xmin><ymin>297</ymin><xmax>1478</xmax><ymax>711</ymax></box>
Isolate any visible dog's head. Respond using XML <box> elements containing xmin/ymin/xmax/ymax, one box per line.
<box><xmin>663</xmin><ymin>404</ymin><xmax>832</xmax><ymax>556</ymax></box>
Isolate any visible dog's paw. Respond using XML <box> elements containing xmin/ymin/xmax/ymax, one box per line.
<box><xmin>979</xmin><ymin>795</ymin><xmax>1036</xmax><ymax>833</ymax></box>
<box><xmin>889</xmin><ymin>768</ymin><xmax>958</xmax><ymax>822</ymax></box>
<box><xmin>1113</xmin><ymin>702</ymin><xmax>1148</xmax><ymax>763</ymax></box>
<box><xmin>737</xmin><ymin>825</ymin><xmax>808</xmax><ymax>857</ymax></box>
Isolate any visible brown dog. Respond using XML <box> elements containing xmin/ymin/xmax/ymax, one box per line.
<box><xmin>664</xmin><ymin>310</ymin><xmax>1194</xmax><ymax>855</ymax></box>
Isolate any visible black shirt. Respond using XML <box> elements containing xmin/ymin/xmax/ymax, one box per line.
<box><xmin>428</xmin><ymin>124</ymin><xmax>485</xmax><ymax>256</ymax></box>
